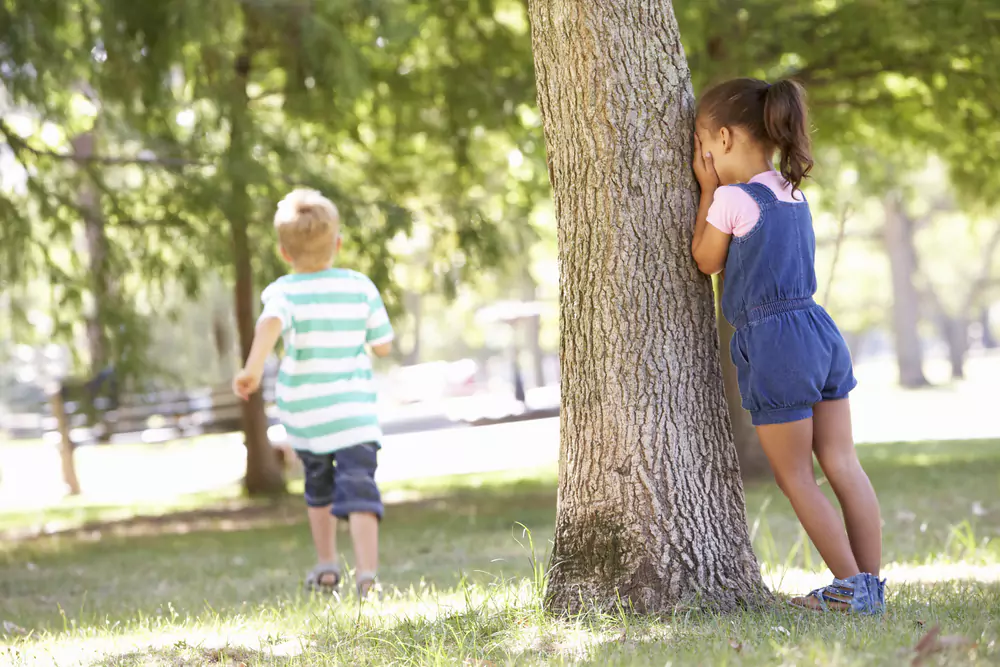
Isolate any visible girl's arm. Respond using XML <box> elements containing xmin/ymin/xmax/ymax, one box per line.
<box><xmin>692</xmin><ymin>189</ymin><xmax>732</xmax><ymax>275</ymax></box>
<box><xmin>691</xmin><ymin>137</ymin><xmax>731</xmax><ymax>275</ymax></box>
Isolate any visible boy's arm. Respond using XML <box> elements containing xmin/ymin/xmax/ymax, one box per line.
<box><xmin>233</xmin><ymin>317</ymin><xmax>283</xmax><ymax>400</ymax></box>
<box><xmin>244</xmin><ymin>317</ymin><xmax>283</xmax><ymax>377</ymax></box>
<box><xmin>234</xmin><ymin>285</ymin><xmax>290</xmax><ymax>400</ymax></box>
<box><xmin>370</xmin><ymin>341</ymin><xmax>393</xmax><ymax>358</ymax></box>
<box><xmin>365</xmin><ymin>282</ymin><xmax>395</xmax><ymax>358</ymax></box>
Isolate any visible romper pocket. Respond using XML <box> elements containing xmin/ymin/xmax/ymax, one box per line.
<box><xmin>730</xmin><ymin>329</ymin><xmax>756</xmax><ymax>412</ymax></box>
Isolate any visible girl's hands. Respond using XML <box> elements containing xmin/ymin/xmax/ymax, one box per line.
<box><xmin>693</xmin><ymin>135</ymin><xmax>720</xmax><ymax>193</ymax></box>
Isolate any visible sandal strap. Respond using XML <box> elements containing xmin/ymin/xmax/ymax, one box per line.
<box><xmin>805</xmin><ymin>587</ymin><xmax>830</xmax><ymax>611</ymax></box>
<box><xmin>356</xmin><ymin>571</ymin><xmax>378</xmax><ymax>598</ymax></box>
<box><xmin>306</xmin><ymin>563</ymin><xmax>341</xmax><ymax>587</ymax></box>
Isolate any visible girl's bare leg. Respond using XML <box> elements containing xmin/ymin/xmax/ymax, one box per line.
<box><xmin>812</xmin><ymin>399</ymin><xmax>882</xmax><ymax>575</ymax></box>
<box><xmin>757</xmin><ymin>418</ymin><xmax>860</xmax><ymax>580</ymax></box>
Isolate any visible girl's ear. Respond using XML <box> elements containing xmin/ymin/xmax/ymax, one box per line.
<box><xmin>279</xmin><ymin>245</ymin><xmax>292</xmax><ymax>263</ymax></box>
<box><xmin>720</xmin><ymin>126</ymin><xmax>733</xmax><ymax>153</ymax></box>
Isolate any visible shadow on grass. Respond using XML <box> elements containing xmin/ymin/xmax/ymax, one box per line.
<box><xmin>4</xmin><ymin>439</ymin><xmax>997</xmax><ymax>545</ymax></box>
<box><xmin>90</xmin><ymin>643</ymin><xmax>292</xmax><ymax>667</ymax></box>
<box><xmin>2</xmin><ymin>439</ymin><xmax>997</xmax><ymax>640</ymax></box>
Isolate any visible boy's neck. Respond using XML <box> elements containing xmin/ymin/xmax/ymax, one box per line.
<box><xmin>292</xmin><ymin>262</ymin><xmax>335</xmax><ymax>275</ymax></box>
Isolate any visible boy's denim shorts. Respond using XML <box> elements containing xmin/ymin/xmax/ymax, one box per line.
<box><xmin>295</xmin><ymin>443</ymin><xmax>383</xmax><ymax>520</ymax></box>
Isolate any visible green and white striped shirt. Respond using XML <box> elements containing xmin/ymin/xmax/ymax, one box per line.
<box><xmin>259</xmin><ymin>268</ymin><xmax>394</xmax><ymax>453</ymax></box>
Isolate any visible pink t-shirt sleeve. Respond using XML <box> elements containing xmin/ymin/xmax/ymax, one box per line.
<box><xmin>706</xmin><ymin>186</ymin><xmax>761</xmax><ymax>238</ymax></box>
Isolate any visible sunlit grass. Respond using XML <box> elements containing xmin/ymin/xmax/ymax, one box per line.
<box><xmin>1</xmin><ymin>439</ymin><xmax>999</xmax><ymax>665</ymax></box>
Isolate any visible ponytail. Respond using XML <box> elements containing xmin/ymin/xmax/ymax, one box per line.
<box><xmin>697</xmin><ymin>77</ymin><xmax>815</xmax><ymax>193</ymax></box>
<box><xmin>763</xmin><ymin>80</ymin><xmax>813</xmax><ymax>192</ymax></box>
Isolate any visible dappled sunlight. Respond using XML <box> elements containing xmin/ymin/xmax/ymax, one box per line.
<box><xmin>5</xmin><ymin>576</ymin><xmax>999</xmax><ymax>666</ymax></box>
<box><xmin>764</xmin><ymin>562</ymin><xmax>1000</xmax><ymax>596</ymax></box>
<box><xmin>1</xmin><ymin>438</ymin><xmax>998</xmax><ymax>665</ymax></box>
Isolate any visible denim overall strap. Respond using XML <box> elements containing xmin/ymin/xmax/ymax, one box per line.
<box><xmin>732</xmin><ymin>182</ymin><xmax>778</xmax><ymax>207</ymax></box>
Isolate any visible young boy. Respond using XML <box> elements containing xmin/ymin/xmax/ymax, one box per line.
<box><xmin>232</xmin><ymin>189</ymin><xmax>393</xmax><ymax>598</ymax></box>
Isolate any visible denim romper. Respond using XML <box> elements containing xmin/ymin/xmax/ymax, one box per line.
<box><xmin>721</xmin><ymin>182</ymin><xmax>857</xmax><ymax>426</ymax></box>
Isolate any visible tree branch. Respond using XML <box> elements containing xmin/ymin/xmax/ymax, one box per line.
<box><xmin>0</xmin><ymin>119</ymin><xmax>210</xmax><ymax>168</ymax></box>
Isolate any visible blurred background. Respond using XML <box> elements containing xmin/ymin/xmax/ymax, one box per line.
<box><xmin>0</xmin><ymin>1</ymin><xmax>998</xmax><ymax>523</ymax></box>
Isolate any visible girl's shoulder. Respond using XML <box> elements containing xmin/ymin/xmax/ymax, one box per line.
<box><xmin>708</xmin><ymin>185</ymin><xmax>761</xmax><ymax>238</ymax></box>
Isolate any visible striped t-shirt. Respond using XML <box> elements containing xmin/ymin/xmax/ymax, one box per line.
<box><xmin>259</xmin><ymin>268</ymin><xmax>394</xmax><ymax>453</ymax></box>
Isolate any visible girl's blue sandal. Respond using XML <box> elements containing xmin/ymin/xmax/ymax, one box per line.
<box><xmin>792</xmin><ymin>572</ymin><xmax>886</xmax><ymax>615</ymax></box>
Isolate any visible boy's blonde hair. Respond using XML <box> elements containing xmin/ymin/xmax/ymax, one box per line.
<box><xmin>274</xmin><ymin>189</ymin><xmax>340</xmax><ymax>269</ymax></box>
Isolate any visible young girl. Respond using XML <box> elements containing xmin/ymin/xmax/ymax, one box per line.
<box><xmin>690</xmin><ymin>78</ymin><xmax>885</xmax><ymax>615</ymax></box>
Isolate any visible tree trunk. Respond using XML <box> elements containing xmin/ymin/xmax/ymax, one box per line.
<box><xmin>49</xmin><ymin>387</ymin><xmax>81</xmax><ymax>496</ymax></box>
<box><xmin>72</xmin><ymin>130</ymin><xmax>115</xmax><ymax>443</ymax></box>
<box><xmin>523</xmin><ymin>271</ymin><xmax>547</xmax><ymax>387</ymax></box>
<box><xmin>716</xmin><ymin>276</ymin><xmax>770</xmax><ymax>481</ymax></box>
<box><xmin>227</xmin><ymin>43</ymin><xmax>285</xmax><ymax>496</ymax></box>
<box><xmin>530</xmin><ymin>0</ymin><xmax>764</xmax><ymax>614</ymax></box>
<box><xmin>981</xmin><ymin>308</ymin><xmax>997</xmax><ymax>349</ymax></box>
<box><xmin>72</xmin><ymin>132</ymin><xmax>110</xmax><ymax>375</ymax></box>
<box><xmin>938</xmin><ymin>315</ymin><xmax>968</xmax><ymax>380</ymax></box>
<box><xmin>401</xmin><ymin>290</ymin><xmax>422</xmax><ymax>366</ymax></box>
<box><xmin>883</xmin><ymin>192</ymin><xmax>928</xmax><ymax>388</ymax></box>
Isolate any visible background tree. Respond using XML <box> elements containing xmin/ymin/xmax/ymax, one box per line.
<box><xmin>2</xmin><ymin>0</ymin><xmax>544</xmax><ymax>494</ymax></box>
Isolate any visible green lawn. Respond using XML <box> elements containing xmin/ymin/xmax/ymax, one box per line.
<box><xmin>1</xmin><ymin>440</ymin><xmax>999</xmax><ymax>665</ymax></box>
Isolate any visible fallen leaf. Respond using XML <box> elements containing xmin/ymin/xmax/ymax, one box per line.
<box><xmin>912</xmin><ymin>625</ymin><xmax>977</xmax><ymax>666</ymax></box>
<box><xmin>2</xmin><ymin>621</ymin><xmax>28</xmax><ymax>636</ymax></box>
<box><xmin>730</xmin><ymin>640</ymin><xmax>744</xmax><ymax>652</ymax></box>
<box><xmin>912</xmin><ymin>625</ymin><xmax>941</xmax><ymax>666</ymax></box>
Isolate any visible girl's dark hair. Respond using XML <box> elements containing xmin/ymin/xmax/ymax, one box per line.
<box><xmin>697</xmin><ymin>78</ymin><xmax>814</xmax><ymax>191</ymax></box>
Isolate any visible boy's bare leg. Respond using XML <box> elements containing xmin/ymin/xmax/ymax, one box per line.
<box><xmin>307</xmin><ymin>506</ymin><xmax>339</xmax><ymax>584</ymax></box>
<box><xmin>349</xmin><ymin>512</ymin><xmax>379</xmax><ymax>593</ymax></box>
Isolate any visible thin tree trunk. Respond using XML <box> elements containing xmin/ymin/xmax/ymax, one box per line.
<box><xmin>716</xmin><ymin>276</ymin><xmax>770</xmax><ymax>481</ymax></box>
<box><xmin>49</xmin><ymin>386</ymin><xmax>81</xmax><ymax>496</ymax></box>
<box><xmin>523</xmin><ymin>272</ymin><xmax>546</xmax><ymax>387</ymax></box>
<box><xmin>530</xmin><ymin>0</ymin><xmax>764</xmax><ymax>613</ymax></box>
<box><xmin>883</xmin><ymin>192</ymin><xmax>928</xmax><ymax>388</ymax></box>
<box><xmin>227</xmin><ymin>41</ymin><xmax>285</xmax><ymax>496</ymax></box>
<box><xmin>72</xmin><ymin>130</ymin><xmax>115</xmax><ymax>442</ymax></box>
<box><xmin>945</xmin><ymin>316</ymin><xmax>967</xmax><ymax>380</ymax></box>
<box><xmin>982</xmin><ymin>308</ymin><xmax>997</xmax><ymax>349</ymax></box>
<box><xmin>401</xmin><ymin>290</ymin><xmax>422</xmax><ymax>366</ymax></box>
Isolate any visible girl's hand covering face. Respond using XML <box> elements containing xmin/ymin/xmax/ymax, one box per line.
<box><xmin>693</xmin><ymin>135</ymin><xmax>721</xmax><ymax>192</ymax></box>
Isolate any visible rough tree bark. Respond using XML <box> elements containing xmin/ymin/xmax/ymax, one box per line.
<box><xmin>716</xmin><ymin>276</ymin><xmax>770</xmax><ymax>481</ymax></box>
<box><xmin>226</xmin><ymin>39</ymin><xmax>285</xmax><ymax>496</ymax></box>
<box><xmin>883</xmin><ymin>191</ymin><xmax>928</xmax><ymax>388</ymax></box>
<box><xmin>529</xmin><ymin>0</ymin><xmax>764</xmax><ymax>613</ymax></box>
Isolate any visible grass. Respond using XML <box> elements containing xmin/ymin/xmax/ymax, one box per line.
<box><xmin>1</xmin><ymin>440</ymin><xmax>999</xmax><ymax>665</ymax></box>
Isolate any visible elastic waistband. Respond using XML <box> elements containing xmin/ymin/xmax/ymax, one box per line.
<box><xmin>732</xmin><ymin>297</ymin><xmax>816</xmax><ymax>330</ymax></box>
